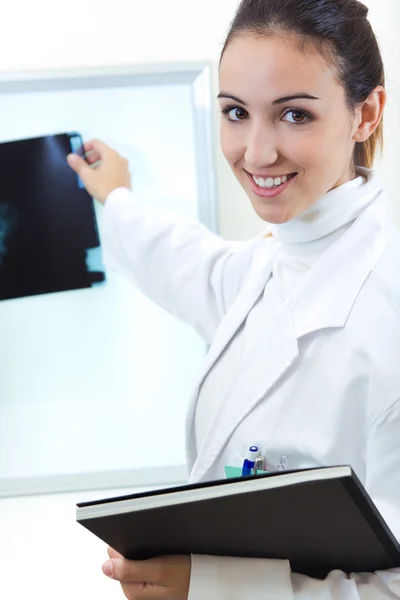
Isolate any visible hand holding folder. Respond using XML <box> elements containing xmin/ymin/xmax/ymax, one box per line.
<box><xmin>101</xmin><ymin>547</ymin><xmax>191</xmax><ymax>600</ymax></box>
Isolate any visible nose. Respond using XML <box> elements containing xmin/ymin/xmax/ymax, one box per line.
<box><xmin>244</xmin><ymin>123</ymin><xmax>279</xmax><ymax>169</ymax></box>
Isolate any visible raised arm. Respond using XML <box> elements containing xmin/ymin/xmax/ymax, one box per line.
<box><xmin>101</xmin><ymin>187</ymin><xmax>262</xmax><ymax>342</ymax></box>
<box><xmin>67</xmin><ymin>138</ymin><xmax>265</xmax><ymax>343</ymax></box>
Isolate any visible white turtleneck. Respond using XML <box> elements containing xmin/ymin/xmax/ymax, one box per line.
<box><xmin>195</xmin><ymin>167</ymin><xmax>379</xmax><ymax>452</ymax></box>
<box><xmin>269</xmin><ymin>169</ymin><xmax>372</xmax><ymax>301</ymax></box>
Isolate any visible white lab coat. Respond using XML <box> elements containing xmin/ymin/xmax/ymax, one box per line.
<box><xmin>101</xmin><ymin>174</ymin><xmax>400</xmax><ymax>599</ymax></box>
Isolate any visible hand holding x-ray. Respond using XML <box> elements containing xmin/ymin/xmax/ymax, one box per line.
<box><xmin>67</xmin><ymin>138</ymin><xmax>132</xmax><ymax>204</ymax></box>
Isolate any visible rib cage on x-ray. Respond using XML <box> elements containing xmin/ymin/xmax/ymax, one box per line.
<box><xmin>0</xmin><ymin>133</ymin><xmax>105</xmax><ymax>302</ymax></box>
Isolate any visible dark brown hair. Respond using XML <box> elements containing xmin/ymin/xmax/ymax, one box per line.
<box><xmin>220</xmin><ymin>0</ymin><xmax>385</xmax><ymax>168</ymax></box>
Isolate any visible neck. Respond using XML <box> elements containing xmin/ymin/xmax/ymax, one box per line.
<box><xmin>270</xmin><ymin>167</ymin><xmax>379</xmax><ymax>245</ymax></box>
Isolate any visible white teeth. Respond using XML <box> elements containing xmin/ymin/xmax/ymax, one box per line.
<box><xmin>252</xmin><ymin>173</ymin><xmax>293</xmax><ymax>189</ymax></box>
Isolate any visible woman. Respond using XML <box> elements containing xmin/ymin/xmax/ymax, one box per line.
<box><xmin>67</xmin><ymin>0</ymin><xmax>400</xmax><ymax>597</ymax></box>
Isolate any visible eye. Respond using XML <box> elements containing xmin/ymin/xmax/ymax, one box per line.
<box><xmin>220</xmin><ymin>105</ymin><xmax>248</xmax><ymax>122</ymax></box>
<box><xmin>282</xmin><ymin>109</ymin><xmax>312</xmax><ymax>125</ymax></box>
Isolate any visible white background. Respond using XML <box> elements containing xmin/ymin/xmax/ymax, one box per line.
<box><xmin>0</xmin><ymin>1</ymin><xmax>399</xmax><ymax>599</ymax></box>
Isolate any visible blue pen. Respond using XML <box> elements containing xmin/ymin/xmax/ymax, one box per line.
<box><xmin>241</xmin><ymin>445</ymin><xmax>259</xmax><ymax>476</ymax></box>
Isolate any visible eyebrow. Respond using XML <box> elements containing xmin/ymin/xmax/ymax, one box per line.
<box><xmin>217</xmin><ymin>92</ymin><xmax>320</xmax><ymax>105</ymax></box>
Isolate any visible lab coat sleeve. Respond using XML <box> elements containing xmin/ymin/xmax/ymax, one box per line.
<box><xmin>189</xmin><ymin>400</ymin><xmax>400</xmax><ymax>599</ymax></box>
<box><xmin>189</xmin><ymin>555</ymin><xmax>295</xmax><ymax>600</ymax></box>
<box><xmin>100</xmin><ymin>187</ymin><xmax>264</xmax><ymax>343</ymax></box>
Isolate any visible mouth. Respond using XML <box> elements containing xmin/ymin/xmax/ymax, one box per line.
<box><xmin>245</xmin><ymin>170</ymin><xmax>298</xmax><ymax>198</ymax></box>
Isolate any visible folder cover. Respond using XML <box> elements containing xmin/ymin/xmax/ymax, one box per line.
<box><xmin>76</xmin><ymin>465</ymin><xmax>400</xmax><ymax>578</ymax></box>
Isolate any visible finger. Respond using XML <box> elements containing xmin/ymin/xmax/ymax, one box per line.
<box><xmin>107</xmin><ymin>546</ymin><xmax>123</xmax><ymax>559</ymax></box>
<box><xmin>84</xmin><ymin>149</ymin><xmax>102</xmax><ymax>165</ymax></box>
<box><xmin>84</xmin><ymin>138</ymin><xmax>114</xmax><ymax>159</ymax></box>
<box><xmin>121</xmin><ymin>582</ymin><xmax>168</xmax><ymax>600</ymax></box>
<box><xmin>82</xmin><ymin>139</ymin><xmax>101</xmax><ymax>154</ymax></box>
<box><xmin>66</xmin><ymin>153</ymin><xmax>93</xmax><ymax>176</ymax></box>
<box><xmin>103</xmin><ymin>557</ymin><xmax>164</xmax><ymax>584</ymax></box>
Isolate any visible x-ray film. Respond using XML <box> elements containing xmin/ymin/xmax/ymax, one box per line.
<box><xmin>0</xmin><ymin>133</ymin><xmax>105</xmax><ymax>301</ymax></box>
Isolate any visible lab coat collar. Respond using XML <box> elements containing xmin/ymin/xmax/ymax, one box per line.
<box><xmin>187</xmin><ymin>185</ymin><xmax>388</xmax><ymax>482</ymax></box>
<box><xmin>291</xmin><ymin>190</ymin><xmax>388</xmax><ymax>337</ymax></box>
<box><xmin>185</xmin><ymin>242</ymin><xmax>281</xmax><ymax>477</ymax></box>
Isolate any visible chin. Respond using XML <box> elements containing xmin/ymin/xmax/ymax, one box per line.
<box><xmin>253</xmin><ymin>206</ymin><xmax>293</xmax><ymax>225</ymax></box>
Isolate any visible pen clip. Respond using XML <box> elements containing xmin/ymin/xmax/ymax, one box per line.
<box><xmin>278</xmin><ymin>455</ymin><xmax>288</xmax><ymax>471</ymax></box>
<box><xmin>253</xmin><ymin>455</ymin><xmax>266</xmax><ymax>475</ymax></box>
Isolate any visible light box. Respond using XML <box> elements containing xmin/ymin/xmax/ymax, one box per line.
<box><xmin>0</xmin><ymin>62</ymin><xmax>217</xmax><ymax>496</ymax></box>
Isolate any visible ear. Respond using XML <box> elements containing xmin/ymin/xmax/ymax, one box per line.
<box><xmin>353</xmin><ymin>85</ymin><xmax>386</xmax><ymax>143</ymax></box>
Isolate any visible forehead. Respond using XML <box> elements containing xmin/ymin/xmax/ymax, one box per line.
<box><xmin>219</xmin><ymin>34</ymin><xmax>340</xmax><ymax>101</ymax></box>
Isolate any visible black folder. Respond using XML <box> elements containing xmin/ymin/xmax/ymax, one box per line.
<box><xmin>76</xmin><ymin>465</ymin><xmax>400</xmax><ymax>578</ymax></box>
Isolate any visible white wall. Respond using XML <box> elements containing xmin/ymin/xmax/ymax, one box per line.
<box><xmin>0</xmin><ymin>1</ymin><xmax>399</xmax><ymax>599</ymax></box>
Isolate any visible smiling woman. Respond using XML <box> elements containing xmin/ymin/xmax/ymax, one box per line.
<box><xmin>63</xmin><ymin>1</ymin><xmax>400</xmax><ymax>599</ymax></box>
<box><xmin>217</xmin><ymin>1</ymin><xmax>385</xmax><ymax>223</ymax></box>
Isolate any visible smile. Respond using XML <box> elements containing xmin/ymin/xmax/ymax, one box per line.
<box><xmin>252</xmin><ymin>173</ymin><xmax>297</xmax><ymax>189</ymax></box>
<box><xmin>246</xmin><ymin>171</ymin><xmax>298</xmax><ymax>198</ymax></box>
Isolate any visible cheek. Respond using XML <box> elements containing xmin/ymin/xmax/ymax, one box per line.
<box><xmin>282</xmin><ymin>126</ymin><xmax>344</xmax><ymax>170</ymax></box>
<box><xmin>309</xmin><ymin>120</ymin><xmax>352</xmax><ymax>160</ymax></box>
<box><xmin>286</xmin><ymin>127</ymin><xmax>329</xmax><ymax>164</ymax></box>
